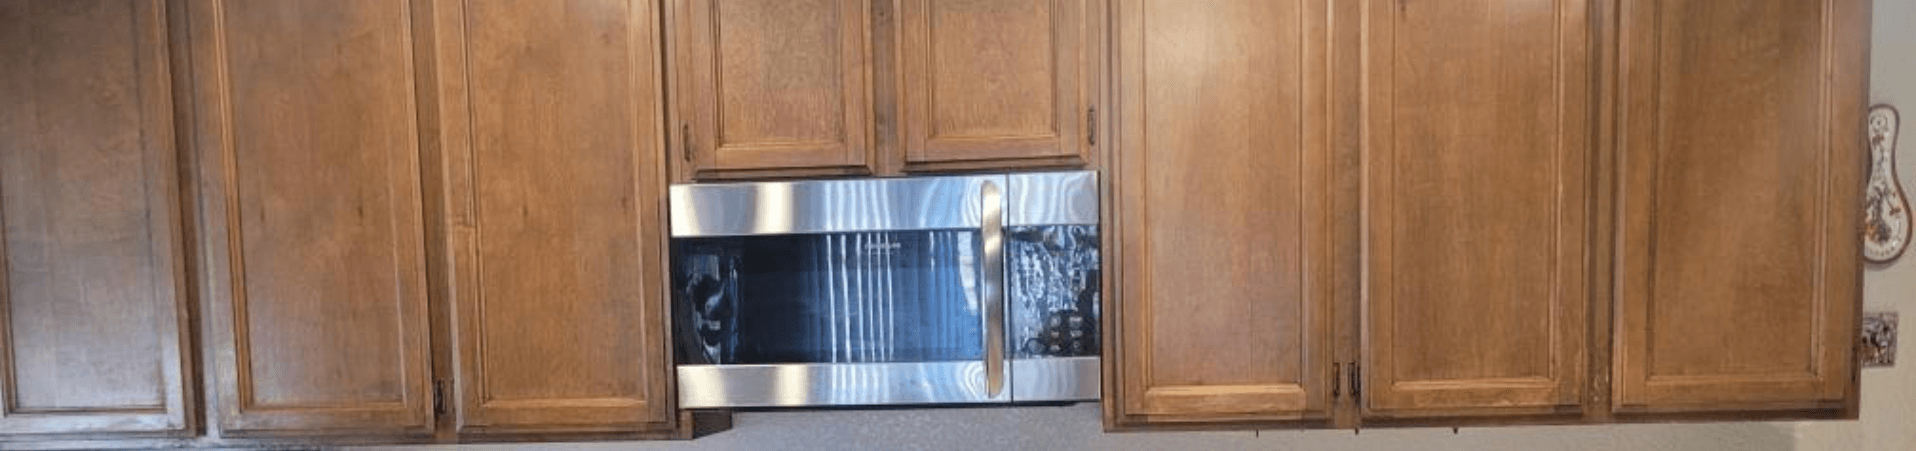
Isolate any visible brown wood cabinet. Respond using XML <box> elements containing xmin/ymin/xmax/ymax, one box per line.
<box><xmin>667</xmin><ymin>0</ymin><xmax>1101</xmax><ymax>180</ymax></box>
<box><xmin>182</xmin><ymin>0</ymin><xmax>437</xmax><ymax>435</ymax></box>
<box><xmin>1612</xmin><ymin>0</ymin><xmax>1868</xmax><ymax>416</ymax></box>
<box><xmin>0</xmin><ymin>0</ymin><xmax>194</xmax><ymax>436</ymax></box>
<box><xmin>425</xmin><ymin>0</ymin><xmax>676</xmax><ymax>435</ymax></box>
<box><xmin>896</xmin><ymin>0</ymin><xmax>1099</xmax><ymax>172</ymax></box>
<box><xmin>1359</xmin><ymin>0</ymin><xmax>1591</xmax><ymax>419</ymax></box>
<box><xmin>670</xmin><ymin>0</ymin><xmax>878</xmax><ymax>180</ymax></box>
<box><xmin>1106</xmin><ymin>0</ymin><xmax>1336</xmax><ymax>427</ymax></box>
<box><xmin>1107</xmin><ymin>0</ymin><xmax>1869</xmax><ymax>430</ymax></box>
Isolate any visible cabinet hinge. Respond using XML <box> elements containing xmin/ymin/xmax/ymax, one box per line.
<box><xmin>432</xmin><ymin>380</ymin><xmax>449</xmax><ymax>418</ymax></box>
<box><xmin>1348</xmin><ymin>363</ymin><xmax>1362</xmax><ymax>406</ymax></box>
<box><xmin>1087</xmin><ymin>107</ymin><xmax>1098</xmax><ymax>146</ymax></box>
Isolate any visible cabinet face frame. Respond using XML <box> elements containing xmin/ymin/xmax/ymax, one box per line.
<box><xmin>422</xmin><ymin>0</ymin><xmax>676</xmax><ymax>435</ymax></box>
<box><xmin>893</xmin><ymin>0</ymin><xmax>1099</xmax><ymax>172</ymax></box>
<box><xmin>0</xmin><ymin>0</ymin><xmax>194</xmax><ymax>436</ymax></box>
<box><xmin>1357</xmin><ymin>0</ymin><xmax>1594</xmax><ymax>419</ymax></box>
<box><xmin>1610</xmin><ymin>0</ymin><xmax>1867</xmax><ymax>415</ymax></box>
<box><xmin>1105</xmin><ymin>0</ymin><xmax>1338</xmax><ymax>428</ymax></box>
<box><xmin>669</xmin><ymin>0</ymin><xmax>878</xmax><ymax>180</ymax></box>
<box><xmin>183</xmin><ymin>0</ymin><xmax>437</xmax><ymax>436</ymax></box>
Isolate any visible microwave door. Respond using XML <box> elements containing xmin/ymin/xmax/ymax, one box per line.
<box><xmin>672</xmin><ymin>175</ymin><xmax>1013</xmax><ymax>408</ymax></box>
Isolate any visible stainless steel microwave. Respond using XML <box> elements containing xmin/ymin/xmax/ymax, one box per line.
<box><xmin>668</xmin><ymin>172</ymin><xmax>1100</xmax><ymax>408</ymax></box>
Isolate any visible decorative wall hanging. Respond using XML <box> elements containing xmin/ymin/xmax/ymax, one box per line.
<box><xmin>1862</xmin><ymin>312</ymin><xmax>1897</xmax><ymax>368</ymax></box>
<box><xmin>1864</xmin><ymin>104</ymin><xmax>1910</xmax><ymax>263</ymax></box>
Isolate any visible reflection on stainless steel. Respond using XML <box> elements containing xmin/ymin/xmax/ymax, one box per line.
<box><xmin>1007</xmin><ymin>172</ymin><xmax>1098</xmax><ymax>226</ymax></box>
<box><xmin>671</xmin><ymin>176</ymin><xmax>995</xmax><ymax>237</ymax></box>
<box><xmin>980</xmin><ymin>180</ymin><xmax>1006</xmax><ymax>396</ymax></box>
<box><xmin>673</xmin><ymin>231</ymin><xmax>983</xmax><ymax>365</ymax></box>
<box><xmin>669</xmin><ymin>171</ymin><xmax>1101</xmax><ymax>407</ymax></box>
<box><xmin>1011</xmin><ymin>357</ymin><xmax>1101</xmax><ymax>401</ymax></box>
<box><xmin>678</xmin><ymin>361</ymin><xmax>1009</xmax><ymax>408</ymax></box>
<box><xmin>1008</xmin><ymin>225</ymin><xmax>1100</xmax><ymax>358</ymax></box>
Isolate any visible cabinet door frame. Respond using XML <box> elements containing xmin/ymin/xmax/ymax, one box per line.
<box><xmin>1358</xmin><ymin>0</ymin><xmax>1593</xmax><ymax>419</ymax></box>
<box><xmin>894</xmin><ymin>0</ymin><xmax>1099</xmax><ymax>172</ymax></box>
<box><xmin>184</xmin><ymin>0</ymin><xmax>437</xmax><ymax>435</ymax></box>
<box><xmin>1611</xmin><ymin>0</ymin><xmax>1867</xmax><ymax>414</ymax></box>
<box><xmin>1106</xmin><ymin>0</ymin><xmax>1337</xmax><ymax>427</ymax></box>
<box><xmin>0</xmin><ymin>0</ymin><xmax>194</xmax><ymax>436</ymax></box>
<box><xmin>669</xmin><ymin>0</ymin><xmax>877</xmax><ymax>180</ymax></box>
<box><xmin>424</xmin><ymin>0</ymin><xmax>675</xmax><ymax>434</ymax></box>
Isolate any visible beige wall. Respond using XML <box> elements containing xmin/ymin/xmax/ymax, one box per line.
<box><xmin>363</xmin><ymin>1</ymin><xmax>1911</xmax><ymax>449</ymax></box>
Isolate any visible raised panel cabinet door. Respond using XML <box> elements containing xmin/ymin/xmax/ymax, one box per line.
<box><xmin>184</xmin><ymin>0</ymin><xmax>436</xmax><ymax>435</ymax></box>
<box><xmin>671</xmin><ymin>0</ymin><xmax>876</xmax><ymax>179</ymax></box>
<box><xmin>1109</xmin><ymin>0</ymin><xmax>1335</xmax><ymax>426</ymax></box>
<box><xmin>1360</xmin><ymin>0</ymin><xmax>1590</xmax><ymax>417</ymax></box>
<box><xmin>0</xmin><ymin>0</ymin><xmax>193</xmax><ymax>435</ymax></box>
<box><xmin>1614</xmin><ymin>0</ymin><xmax>1867</xmax><ymax>413</ymax></box>
<box><xmin>427</xmin><ymin>0</ymin><xmax>673</xmax><ymax>433</ymax></box>
<box><xmin>896</xmin><ymin>0</ymin><xmax>1096</xmax><ymax>171</ymax></box>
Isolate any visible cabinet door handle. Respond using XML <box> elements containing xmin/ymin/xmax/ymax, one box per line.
<box><xmin>681</xmin><ymin>123</ymin><xmax>693</xmax><ymax>163</ymax></box>
<box><xmin>1087</xmin><ymin>107</ymin><xmax>1098</xmax><ymax>146</ymax></box>
<box><xmin>980</xmin><ymin>180</ymin><xmax>1006</xmax><ymax>398</ymax></box>
<box><xmin>1331</xmin><ymin>363</ymin><xmax>1342</xmax><ymax>399</ymax></box>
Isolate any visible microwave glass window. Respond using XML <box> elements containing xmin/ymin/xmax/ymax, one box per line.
<box><xmin>1007</xmin><ymin>225</ymin><xmax>1101</xmax><ymax>358</ymax></box>
<box><xmin>672</xmin><ymin>230</ymin><xmax>985</xmax><ymax>365</ymax></box>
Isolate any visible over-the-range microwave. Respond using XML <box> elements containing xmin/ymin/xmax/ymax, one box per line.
<box><xmin>668</xmin><ymin>172</ymin><xmax>1101</xmax><ymax>408</ymax></box>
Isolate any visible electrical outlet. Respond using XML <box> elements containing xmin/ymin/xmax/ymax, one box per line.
<box><xmin>1862</xmin><ymin>312</ymin><xmax>1898</xmax><ymax>368</ymax></box>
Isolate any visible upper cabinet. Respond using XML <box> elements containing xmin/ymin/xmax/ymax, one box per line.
<box><xmin>1108</xmin><ymin>0</ymin><xmax>1868</xmax><ymax>430</ymax></box>
<box><xmin>667</xmin><ymin>0</ymin><xmax>1100</xmax><ymax>180</ymax></box>
<box><xmin>182</xmin><ymin>0</ymin><xmax>437</xmax><ymax>435</ymax></box>
<box><xmin>1360</xmin><ymin>0</ymin><xmax>1591</xmax><ymax>419</ymax></box>
<box><xmin>896</xmin><ymin>0</ymin><xmax>1098</xmax><ymax>172</ymax></box>
<box><xmin>0</xmin><ymin>0</ymin><xmax>194</xmax><ymax>436</ymax></box>
<box><xmin>1612</xmin><ymin>0</ymin><xmax>1867</xmax><ymax>415</ymax></box>
<box><xmin>1107</xmin><ymin>0</ymin><xmax>1336</xmax><ymax>426</ymax></box>
<box><xmin>670</xmin><ymin>0</ymin><xmax>877</xmax><ymax>179</ymax></box>
<box><xmin>426</xmin><ymin>0</ymin><xmax>676</xmax><ymax>435</ymax></box>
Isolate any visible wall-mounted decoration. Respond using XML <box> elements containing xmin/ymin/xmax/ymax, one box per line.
<box><xmin>1865</xmin><ymin>104</ymin><xmax>1910</xmax><ymax>263</ymax></box>
<box><xmin>1862</xmin><ymin>312</ymin><xmax>1898</xmax><ymax>368</ymax></box>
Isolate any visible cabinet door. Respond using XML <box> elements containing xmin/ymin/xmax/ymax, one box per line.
<box><xmin>1614</xmin><ymin>0</ymin><xmax>1866</xmax><ymax>413</ymax></box>
<box><xmin>671</xmin><ymin>0</ymin><xmax>875</xmax><ymax>179</ymax></box>
<box><xmin>1109</xmin><ymin>0</ymin><xmax>1335</xmax><ymax>425</ymax></box>
<box><xmin>0</xmin><ymin>0</ymin><xmax>193</xmax><ymax>435</ymax></box>
<box><xmin>429</xmin><ymin>0</ymin><xmax>673</xmax><ymax>434</ymax></box>
<box><xmin>1360</xmin><ymin>0</ymin><xmax>1590</xmax><ymax>417</ymax></box>
<box><xmin>184</xmin><ymin>0</ymin><xmax>436</xmax><ymax>435</ymax></box>
<box><xmin>896</xmin><ymin>0</ymin><xmax>1096</xmax><ymax>171</ymax></box>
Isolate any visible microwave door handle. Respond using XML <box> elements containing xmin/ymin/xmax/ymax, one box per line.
<box><xmin>980</xmin><ymin>180</ymin><xmax>1006</xmax><ymax>398</ymax></box>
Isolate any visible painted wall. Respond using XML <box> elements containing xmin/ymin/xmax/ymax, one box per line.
<box><xmin>363</xmin><ymin>1</ymin><xmax>1911</xmax><ymax>449</ymax></box>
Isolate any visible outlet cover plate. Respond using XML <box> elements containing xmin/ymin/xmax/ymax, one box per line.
<box><xmin>1863</xmin><ymin>312</ymin><xmax>1898</xmax><ymax>368</ymax></box>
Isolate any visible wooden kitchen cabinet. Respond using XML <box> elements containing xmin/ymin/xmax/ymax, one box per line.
<box><xmin>667</xmin><ymin>0</ymin><xmax>1100</xmax><ymax>180</ymax></box>
<box><xmin>0</xmin><ymin>0</ymin><xmax>195</xmax><ymax>436</ymax></box>
<box><xmin>182</xmin><ymin>0</ymin><xmax>438</xmax><ymax>435</ymax></box>
<box><xmin>1106</xmin><ymin>0</ymin><xmax>1337</xmax><ymax>427</ymax></box>
<box><xmin>1106</xmin><ymin>0</ymin><xmax>1868</xmax><ymax>430</ymax></box>
<box><xmin>669</xmin><ymin>0</ymin><xmax>878</xmax><ymax>180</ymax></box>
<box><xmin>1359</xmin><ymin>0</ymin><xmax>1591</xmax><ymax>419</ymax></box>
<box><xmin>1612</xmin><ymin>0</ymin><xmax>1868</xmax><ymax>416</ymax></box>
<box><xmin>895</xmin><ymin>0</ymin><xmax>1099</xmax><ymax>172</ymax></box>
<box><xmin>425</xmin><ymin>0</ymin><xmax>676</xmax><ymax>435</ymax></box>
